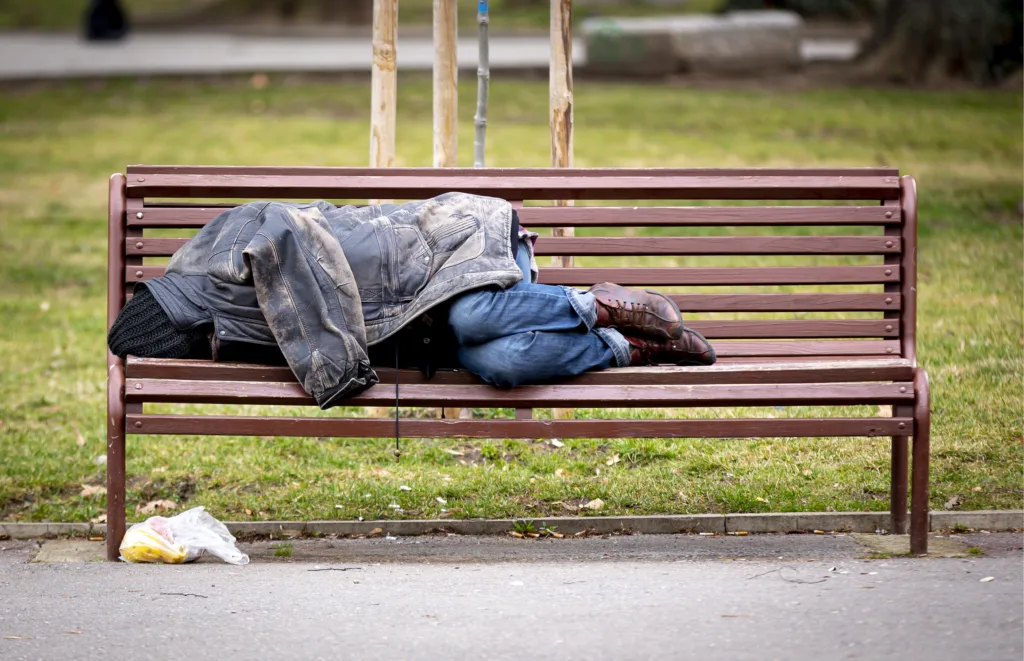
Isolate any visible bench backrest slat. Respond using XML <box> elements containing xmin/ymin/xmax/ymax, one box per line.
<box><xmin>127</xmin><ymin>204</ymin><xmax>897</xmax><ymax>228</ymax></box>
<box><xmin>113</xmin><ymin>167</ymin><xmax>917</xmax><ymax>360</ymax></box>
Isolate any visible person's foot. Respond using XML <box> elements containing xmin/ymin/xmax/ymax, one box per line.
<box><xmin>590</xmin><ymin>282</ymin><xmax>683</xmax><ymax>340</ymax></box>
<box><xmin>626</xmin><ymin>329</ymin><xmax>716</xmax><ymax>366</ymax></box>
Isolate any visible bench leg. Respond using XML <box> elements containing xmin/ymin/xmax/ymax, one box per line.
<box><xmin>910</xmin><ymin>369</ymin><xmax>931</xmax><ymax>555</ymax></box>
<box><xmin>106</xmin><ymin>356</ymin><xmax>127</xmax><ymax>561</ymax></box>
<box><xmin>889</xmin><ymin>409</ymin><xmax>910</xmax><ymax>535</ymax></box>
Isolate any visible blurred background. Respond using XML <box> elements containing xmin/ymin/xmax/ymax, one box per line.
<box><xmin>0</xmin><ymin>0</ymin><xmax>1021</xmax><ymax>524</ymax></box>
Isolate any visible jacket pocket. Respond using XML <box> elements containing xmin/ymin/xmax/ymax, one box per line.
<box><xmin>386</xmin><ymin>224</ymin><xmax>431</xmax><ymax>301</ymax></box>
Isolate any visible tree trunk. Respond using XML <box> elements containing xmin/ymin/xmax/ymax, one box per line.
<box><xmin>859</xmin><ymin>0</ymin><xmax>1021</xmax><ymax>84</ymax></box>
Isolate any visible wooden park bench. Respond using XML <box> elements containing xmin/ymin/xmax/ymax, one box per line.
<box><xmin>105</xmin><ymin>166</ymin><xmax>930</xmax><ymax>560</ymax></box>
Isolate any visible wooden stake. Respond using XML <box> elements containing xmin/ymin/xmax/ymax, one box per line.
<box><xmin>367</xmin><ymin>0</ymin><xmax>398</xmax><ymax>418</ymax></box>
<box><xmin>550</xmin><ymin>0</ymin><xmax>575</xmax><ymax>420</ymax></box>
<box><xmin>370</xmin><ymin>0</ymin><xmax>398</xmax><ymax>192</ymax></box>
<box><xmin>434</xmin><ymin>0</ymin><xmax>466</xmax><ymax>420</ymax></box>
<box><xmin>549</xmin><ymin>0</ymin><xmax>574</xmax><ymax>267</ymax></box>
<box><xmin>433</xmin><ymin>0</ymin><xmax>458</xmax><ymax>168</ymax></box>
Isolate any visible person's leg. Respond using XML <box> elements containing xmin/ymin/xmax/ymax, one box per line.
<box><xmin>448</xmin><ymin>239</ymin><xmax>598</xmax><ymax>346</ymax></box>
<box><xmin>457</xmin><ymin>326</ymin><xmax>632</xmax><ymax>388</ymax></box>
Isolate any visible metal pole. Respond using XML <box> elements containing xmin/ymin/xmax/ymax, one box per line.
<box><xmin>474</xmin><ymin>0</ymin><xmax>490</xmax><ymax>167</ymax></box>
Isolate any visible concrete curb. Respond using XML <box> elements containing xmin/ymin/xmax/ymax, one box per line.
<box><xmin>930</xmin><ymin>510</ymin><xmax>1023</xmax><ymax>532</ymax></box>
<box><xmin>3</xmin><ymin>510</ymin><xmax>1021</xmax><ymax>541</ymax></box>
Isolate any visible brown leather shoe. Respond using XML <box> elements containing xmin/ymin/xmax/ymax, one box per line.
<box><xmin>627</xmin><ymin>329</ymin><xmax>717</xmax><ymax>366</ymax></box>
<box><xmin>590</xmin><ymin>282</ymin><xmax>683</xmax><ymax>340</ymax></box>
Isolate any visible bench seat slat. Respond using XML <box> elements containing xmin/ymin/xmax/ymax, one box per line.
<box><xmin>126</xmin><ymin>414</ymin><xmax>913</xmax><ymax>439</ymax></box>
<box><xmin>128</xmin><ymin>235</ymin><xmax>901</xmax><ymax>257</ymax></box>
<box><xmin>126</xmin><ymin>173</ymin><xmax>902</xmax><ymax>200</ymax></box>
<box><xmin>127</xmin><ymin>265</ymin><xmax>899</xmax><ymax>286</ymax></box>
<box><xmin>124</xmin><ymin>379</ymin><xmax>914</xmax><ymax>407</ymax></box>
<box><xmin>126</xmin><ymin>357</ymin><xmax>914</xmax><ymax>384</ymax></box>
<box><xmin>126</xmin><ymin>205</ymin><xmax>900</xmax><ymax>228</ymax></box>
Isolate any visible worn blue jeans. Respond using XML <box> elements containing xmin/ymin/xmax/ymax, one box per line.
<box><xmin>448</xmin><ymin>239</ymin><xmax>632</xmax><ymax>387</ymax></box>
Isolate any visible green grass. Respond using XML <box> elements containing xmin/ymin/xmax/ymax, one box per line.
<box><xmin>0</xmin><ymin>74</ymin><xmax>1021</xmax><ymax>525</ymax></box>
<box><xmin>0</xmin><ymin>0</ymin><xmax>724</xmax><ymax>31</ymax></box>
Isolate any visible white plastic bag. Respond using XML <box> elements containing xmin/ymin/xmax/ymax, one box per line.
<box><xmin>119</xmin><ymin>506</ymin><xmax>249</xmax><ymax>565</ymax></box>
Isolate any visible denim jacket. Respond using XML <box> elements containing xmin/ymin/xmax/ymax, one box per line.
<box><xmin>144</xmin><ymin>193</ymin><xmax>529</xmax><ymax>408</ymax></box>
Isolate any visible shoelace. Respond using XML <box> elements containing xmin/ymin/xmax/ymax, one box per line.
<box><xmin>611</xmin><ymin>299</ymin><xmax>652</xmax><ymax>330</ymax></box>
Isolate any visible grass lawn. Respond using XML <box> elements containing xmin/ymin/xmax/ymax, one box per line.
<box><xmin>0</xmin><ymin>75</ymin><xmax>1021</xmax><ymax>525</ymax></box>
<box><xmin>0</xmin><ymin>0</ymin><xmax>724</xmax><ymax>31</ymax></box>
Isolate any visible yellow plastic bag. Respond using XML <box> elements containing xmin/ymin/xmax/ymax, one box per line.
<box><xmin>119</xmin><ymin>517</ymin><xmax>187</xmax><ymax>564</ymax></box>
<box><xmin>119</xmin><ymin>507</ymin><xmax>249</xmax><ymax>565</ymax></box>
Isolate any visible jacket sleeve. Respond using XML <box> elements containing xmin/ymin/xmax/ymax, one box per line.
<box><xmin>243</xmin><ymin>203</ymin><xmax>378</xmax><ymax>408</ymax></box>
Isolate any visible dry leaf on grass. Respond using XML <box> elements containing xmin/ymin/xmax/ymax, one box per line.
<box><xmin>80</xmin><ymin>484</ymin><xmax>106</xmax><ymax>498</ymax></box>
<box><xmin>606</xmin><ymin>454</ymin><xmax>620</xmax><ymax>466</ymax></box>
<box><xmin>549</xmin><ymin>439</ymin><xmax>564</xmax><ymax>448</ymax></box>
<box><xmin>555</xmin><ymin>468</ymin><xmax>566</xmax><ymax>478</ymax></box>
<box><xmin>74</xmin><ymin>427</ymin><xmax>85</xmax><ymax>447</ymax></box>
<box><xmin>755</xmin><ymin>496</ymin><xmax>769</xmax><ymax>503</ymax></box>
<box><xmin>90</xmin><ymin>514</ymin><xmax>106</xmax><ymax>524</ymax></box>
<box><xmin>584</xmin><ymin>498</ymin><xmax>604</xmax><ymax>511</ymax></box>
<box><xmin>944</xmin><ymin>494</ymin><xmax>962</xmax><ymax>510</ymax></box>
<box><xmin>137</xmin><ymin>499</ymin><xmax>177</xmax><ymax>514</ymax></box>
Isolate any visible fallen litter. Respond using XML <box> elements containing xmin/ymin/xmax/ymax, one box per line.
<box><xmin>980</xmin><ymin>576</ymin><xmax>995</xmax><ymax>582</ymax></box>
<box><xmin>119</xmin><ymin>506</ymin><xmax>249</xmax><ymax>565</ymax></box>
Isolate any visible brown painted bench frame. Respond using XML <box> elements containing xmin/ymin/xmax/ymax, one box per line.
<box><xmin>105</xmin><ymin>167</ymin><xmax>931</xmax><ymax>560</ymax></box>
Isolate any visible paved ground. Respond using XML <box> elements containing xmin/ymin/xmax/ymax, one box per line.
<box><xmin>0</xmin><ymin>31</ymin><xmax>858</xmax><ymax>80</ymax></box>
<box><xmin>1</xmin><ymin>533</ymin><xmax>1020</xmax><ymax>660</ymax></box>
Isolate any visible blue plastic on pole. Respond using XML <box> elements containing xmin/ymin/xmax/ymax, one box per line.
<box><xmin>478</xmin><ymin>0</ymin><xmax>488</xmax><ymax>14</ymax></box>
